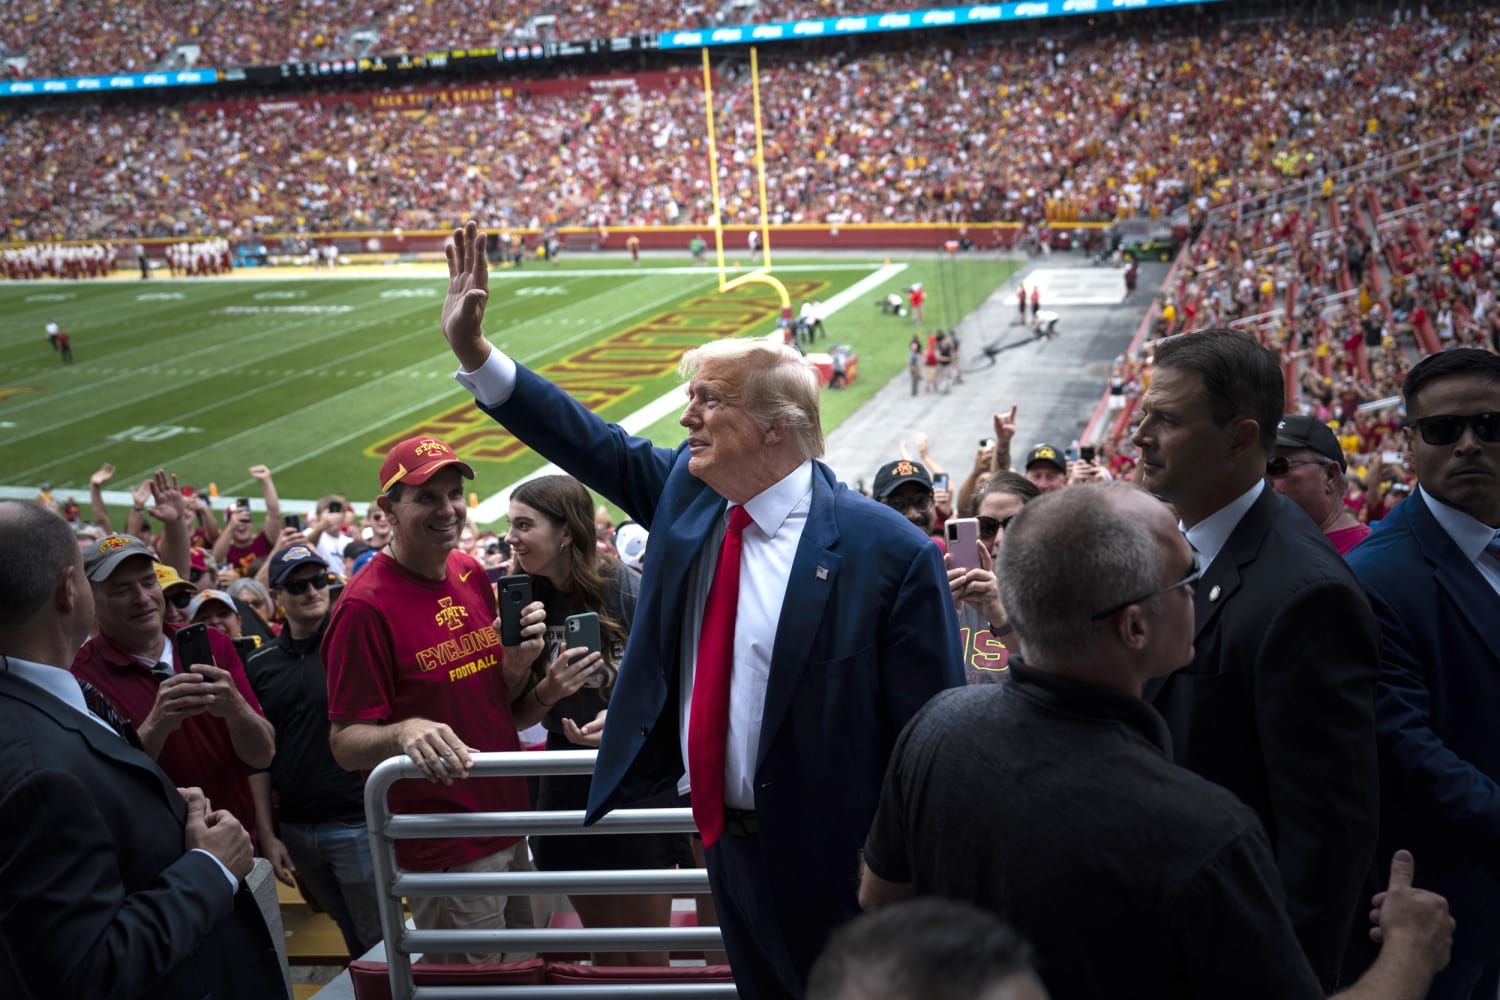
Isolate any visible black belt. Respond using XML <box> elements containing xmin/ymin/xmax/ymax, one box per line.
<box><xmin>723</xmin><ymin>807</ymin><xmax>759</xmax><ymax>837</ymax></box>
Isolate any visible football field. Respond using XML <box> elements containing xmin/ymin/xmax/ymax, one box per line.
<box><xmin>0</xmin><ymin>254</ymin><xmax>1020</xmax><ymax>526</ymax></box>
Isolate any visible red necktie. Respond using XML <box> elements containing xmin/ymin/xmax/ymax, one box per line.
<box><xmin>688</xmin><ymin>504</ymin><xmax>753</xmax><ymax>848</ymax></box>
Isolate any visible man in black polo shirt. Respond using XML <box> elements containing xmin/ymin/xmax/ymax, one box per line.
<box><xmin>244</xmin><ymin>545</ymin><xmax>380</xmax><ymax>957</ymax></box>
<box><xmin>858</xmin><ymin>484</ymin><xmax>1453</xmax><ymax>1000</ymax></box>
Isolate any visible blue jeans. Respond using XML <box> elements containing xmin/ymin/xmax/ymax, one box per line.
<box><xmin>280</xmin><ymin>819</ymin><xmax>383</xmax><ymax>957</ymax></box>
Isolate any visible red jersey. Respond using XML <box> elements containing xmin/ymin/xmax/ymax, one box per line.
<box><xmin>226</xmin><ymin>534</ymin><xmax>272</xmax><ymax>574</ymax></box>
<box><xmin>72</xmin><ymin>623</ymin><xmax>266</xmax><ymax>836</ymax></box>
<box><xmin>323</xmin><ymin>549</ymin><xmax>527</xmax><ymax>870</ymax></box>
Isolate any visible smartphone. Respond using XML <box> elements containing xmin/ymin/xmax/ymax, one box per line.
<box><xmin>327</xmin><ymin>500</ymin><xmax>344</xmax><ymax>513</ymax></box>
<box><xmin>485</xmin><ymin>565</ymin><xmax>507</xmax><ymax>584</ymax></box>
<box><xmin>565</xmin><ymin>612</ymin><xmax>607</xmax><ymax>688</ymax></box>
<box><xmin>1381</xmin><ymin>451</ymin><xmax>1402</xmax><ymax>464</ymax></box>
<box><xmin>946</xmin><ymin>517</ymin><xmax>982</xmax><ymax>572</ymax></box>
<box><xmin>932</xmin><ymin>472</ymin><xmax>950</xmax><ymax>491</ymax></box>
<box><xmin>236</xmin><ymin>497</ymin><xmax>251</xmax><ymax>510</ymax></box>
<box><xmin>176</xmin><ymin>622</ymin><xmax>216</xmax><ymax>671</ymax></box>
<box><xmin>497</xmin><ymin>574</ymin><xmax>532</xmax><ymax>646</ymax></box>
<box><xmin>283</xmin><ymin>514</ymin><xmax>301</xmax><ymax>529</ymax></box>
<box><xmin>1080</xmin><ymin>445</ymin><xmax>1097</xmax><ymax>463</ymax></box>
<box><xmin>979</xmin><ymin>437</ymin><xmax>995</xmax><ymax>448</ymax></box>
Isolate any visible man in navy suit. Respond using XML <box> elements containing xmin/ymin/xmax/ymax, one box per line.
<box><xmin>0</xmin><ymin>500</ymin><xmax>284</xmax><ymax>1000</ymax></box>
<box><xmin>1133</xmin><ymin>329</ymin><xmax>1381</xmax><ymax>989</ymax></box>
<box><xmin>1347</xmin><ymin>348</ymin><xmax>1500</xmax><ymax>999</ymax></box>
<box><xmin>440</xmin><ymin>221</ymin><xmax>964</xmax><ymax>997</ymax></box>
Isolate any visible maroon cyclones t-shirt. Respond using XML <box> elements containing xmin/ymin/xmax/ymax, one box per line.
<box><xmin>323</xmin><ymin>549</ymin><xmax>527</xmax><ymax>870</ymax></box>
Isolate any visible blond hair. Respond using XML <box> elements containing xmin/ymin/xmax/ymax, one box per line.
<box><xmin>678</xmin><ymin>339</ymin><xmax>825</xmax><ymax>459</ymax></box>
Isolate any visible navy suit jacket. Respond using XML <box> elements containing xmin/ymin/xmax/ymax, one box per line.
<box><xmin>1147</xmin><ymin>486</ymin><xmax>1380</xmax><ymax>989</ymax></box>
<box><xmin>1347</xmin><ymin>491</ymin><xmax>1500</xmax><ymax>963</ymax></box>
<box><xmin>0</xmin><ymin>669</ymin><xmax>284</xmax><ymax>1000</ymax></box>
<box><xmin>484</xmin><ymin>364</ymin><xmax>964</xmax><ymax>951</ymax></box>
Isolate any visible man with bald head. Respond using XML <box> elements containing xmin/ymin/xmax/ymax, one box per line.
<box><xmin>0</xmin><ymin>501</ymin><xmax>282</xmax><ymax>999</ymax></box>
<box><xmin>859</xmin><ymin>484</ymin><xmax>1452</xmax><ymax>1000</ymax></box>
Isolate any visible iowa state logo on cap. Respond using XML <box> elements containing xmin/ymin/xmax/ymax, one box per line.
<box><xmin>98</xmin><ymin>536</ymin><xmax>132</xmax><ymax>554</ymax></box>
<box><xmin>894</xmin><ymin>461</ymin><xmax>917</xmax><ymax>477</ymax></box>
<box><xmin>414</xmin><ymin>438</ymin><xmax>451</xmax><ymax>458</ymax></box>
<box><xmin>1034</xmin><ymin>446</ymin><xmax>1057</xmax><ymax>460</ymax></box>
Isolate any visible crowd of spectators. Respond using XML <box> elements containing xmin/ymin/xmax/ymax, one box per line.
<box><xmin>4</xmin><ymin>0</ymin><xmax>971</xmax><ymax>81</ymax></box>
<box><xmin>4</xmin><ymin>7</ymin><xmax>1498</xmax><ymax>245</ymax></box>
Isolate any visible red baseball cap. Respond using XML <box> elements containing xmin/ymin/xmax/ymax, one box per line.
<box><xmin>379</xmin><ymin>436</ymin><xmax>474</xmax><ymax>494</ymax></box>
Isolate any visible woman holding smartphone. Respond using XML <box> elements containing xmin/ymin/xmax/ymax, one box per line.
<box><xmin>503</xmin><ymin>474</ymin><xmax>690</xmax><ymax>966</ymax></box>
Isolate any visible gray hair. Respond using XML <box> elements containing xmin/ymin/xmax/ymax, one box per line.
<box><xmin>227</xmin><ymin>578</ymin><xmax>271</xmax><ymax>608</ymax></box>
<box><xmin>678</xmin><ymin>338</ymin><xmax>825</xmax><ymax>459</ymax></box>
<box><xmin>0</xmin><ymin>501</ymin><xmax>78</xmax><ymax>632</ymax></box>
<box><xmin>996</xmin><ymin>483</ymin><xmax>1166</xmax><ymax>663</ymax></box>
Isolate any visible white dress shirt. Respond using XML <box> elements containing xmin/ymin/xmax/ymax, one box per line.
<box><xmin>454</xmin><ymin>344</ymin><xmax>810</xmax><ymax>809</ymax></box>
<box><xmin>1420</xmin><ymin>486</ymin><xmax>1500</xmax><ymax>598</ymax></box>
<box><xmin>1183</xmin><ymin>479</ymin><xmax>1265</xmax><ymax>571</ymax></box>
<box><xmin>677</xmin><ymin>462</ymin><xmax>812</xmax><ymax>808</ymax></box>
<box><xmin>4</xmin><ymin>654</ymin><xmax>237</xmax><ymax>888</ymax></box>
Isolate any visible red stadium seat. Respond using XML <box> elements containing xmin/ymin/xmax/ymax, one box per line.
<box><xmin>543</xmin><ymin>962</ymin><xmax>735</xmax><ymax>985</ymax></box>
<box><xmin>347</xmin><ymin>959</ymin><xmax>546</xmax><ymax>1000</ymax></box>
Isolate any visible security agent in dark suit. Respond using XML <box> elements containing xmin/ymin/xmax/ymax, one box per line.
<box><xmin>0</xmin><ymin>500</ymin><xmax>284</xmax><ymax>1000</ymax></box>
<box><xmin>440</xmin><ymin>221</ymin><xmax>965</xmax><ymax>998</ymax></box>
<box><xmin>1347</xmin><ymin>348</ymin><xmax>1500</xmax><ymax>999</ymax></box>
<box><xmin>1132</xmin><ymin>329</ymin><xmax>1382</xmax><ymax>989</ymax></box>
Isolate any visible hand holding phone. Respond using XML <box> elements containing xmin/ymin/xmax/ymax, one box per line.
<box><xmin>565</xmin><ymin>612</ymin><xmax>607</xmax><ymax>688</ymax></box>
<box><xmin>176</xmin><ymin>622</ymin><xmax>216</xmax><ymax>671</ymax></box>
<box><xmin>497</xmin><ymin>574</ymin><xmax>532</xmax><ymax>645</ymax></box>
<box><xmin>932</xmin><ymin>472</ymin><xmax>951</xmax><ymax>491</ymax></box>
<box><xmin>946</xmin><ymin>518</ymin><xmax>982</xmax><ymax>572</ymax></box>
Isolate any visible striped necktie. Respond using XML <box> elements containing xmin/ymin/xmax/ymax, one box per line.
<box><xmin>78</xmin><ymin>680</ymin><xmax>143</xmax><ymax>750</ymax></box>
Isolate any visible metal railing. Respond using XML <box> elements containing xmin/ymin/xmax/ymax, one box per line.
<box><xmin>365</xmin><ymin>750</ymin><xmax>736</xmax><ymax>1000</ymax></box>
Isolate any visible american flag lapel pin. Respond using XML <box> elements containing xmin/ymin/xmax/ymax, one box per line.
<box><xmin>815</xmin><ymin>565</ymin><xmax>829</xmax><ymax>581</ymax></box>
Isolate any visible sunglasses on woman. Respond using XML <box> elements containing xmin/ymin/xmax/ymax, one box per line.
<box><xmin>1407</xmin><ymin>412</ymin><xmax>1500</xmax><ymax>446</ymax></box>
<box><xmin>977</xmin><ymin>514</ymin><xmax>1017</xmax><ymax>540</ymax></box>
<box><xmin>280</xmin><ymin>575</ymin><xmax>330</xmax><ymax>596</ymax></box>
<box><xmin>165</xmin><ymin>590</ymin><xmax>194</xmax><ymax>610</ymax></box>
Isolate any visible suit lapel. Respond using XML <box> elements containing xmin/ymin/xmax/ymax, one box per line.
<box><xmin>654</xmin><ymin>487</ymin><xmax>724</xmax><ymax>675</ymax></box>
<box><xmin>756</xmin><ymin>465</ymin><xmax>841</xmax><ymax>772</ymax></box>
<box><xmin>1407</xmin><ymin>493</ymin><xmax>1500</xmax><ymax>665</ymax></box>
<box><xmin>0</xmin><ymin>671</ymin><xmax>185</xmax><ymax>820</ymax></box>
<box><xmin>1191</xmin><ymin>487</ymin><xmax>1277</xmax><ymax>641</ymax></box>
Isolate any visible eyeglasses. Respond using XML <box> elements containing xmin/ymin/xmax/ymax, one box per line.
<box><xmin>1266</xmin><ymin>456</ymin><xmax>1329</xmax><ymax>477</ymax></box>
<box><xmin>165</xmin><ymin>590</ymin><xmax>193</xmax><ymax>610</ymax></box>
<box><xmin>279</xmin><ymin>575</ymin><xmax>330</xmax><ymax>596</ymax></box>
<box><xmin>1089</xmin><ymin>550</ymin><xmax>1203</xmax><ymax>622</ymax></box>
<box><xmin>1407</xmin><ymin>412</ymin><xmax>1500</xmax><ymax>446</ymax></box>
<box><xmin>977</xmin><ymin>514</ymin><xmax>1016</xmax><ymax>540</ymax></box>
<box><xmin>883</xmin><ymin>495</ymin><xmax>933</xmax><ymax>515</ymax></box>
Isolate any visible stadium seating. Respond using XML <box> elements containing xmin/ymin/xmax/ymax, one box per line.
<box><xmin>5</xmin><ymin>8</ymin><xmax>1498</xmax><ymax>246</ymax></box>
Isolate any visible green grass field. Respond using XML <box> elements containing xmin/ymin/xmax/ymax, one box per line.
<box><xmin>1</xmin><ymin>254</ymin><xmax>1020</xmax><ymax>527</ymax></box>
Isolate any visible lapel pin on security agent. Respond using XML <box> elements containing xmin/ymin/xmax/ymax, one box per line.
<box><xmin>816</xmin><ymin>565</ymin><xmax>829</xmax><ymax>581</ymax></box>
<box><xmin>1209</xmin><ymin>585</ymin><xmax>1221</xmax><ymax>602</ymax></box>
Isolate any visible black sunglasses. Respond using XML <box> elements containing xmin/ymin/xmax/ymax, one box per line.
<box><xmin>1266</xmin><ymin>456</ymin><xmax>1329</xmax><ymax>477</ymax></box>
<box><xmin>1089</xmin><ymin>550</ymin><xmax>1204</xmax><ymax>623</ymax></box>
<box><xmin>1407</xmin><ymin>412</ymin><xmax>1500</xmax><ymax>446</ymax></box>
<box><xmin>884</xmin><ymin>495</ymin><xmax>933</xmax><ymax>515</ymax></box>
<box><xmin>280</xmin><ymin>575</ymin><xmax>330</xmax><ymax>596</ymax></box>
<box><xmin>165</xmin><ymin>590</ymin><xmax>194</xmax><ymax>610</ymax></box>
<box><xmin>977</xmin><ymin>514</ymin><xmax>1017</xmax><ymax>540</ymax></box>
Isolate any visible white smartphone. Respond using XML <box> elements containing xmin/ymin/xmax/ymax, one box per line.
<box><xmin>946</xmin><ymin>517</ymin><xmax>982</xmax><ymax>572</ymax></box>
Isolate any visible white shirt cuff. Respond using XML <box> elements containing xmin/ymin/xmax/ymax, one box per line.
<box><xmin>191</xmin><ymin>848</ymin><xmax>240</xmax><ymax>891</ymax></box>
<box><xmin>453</xmin><ymin>346</ymin><xmax>517</xmax><ymax>408</ymax></box>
